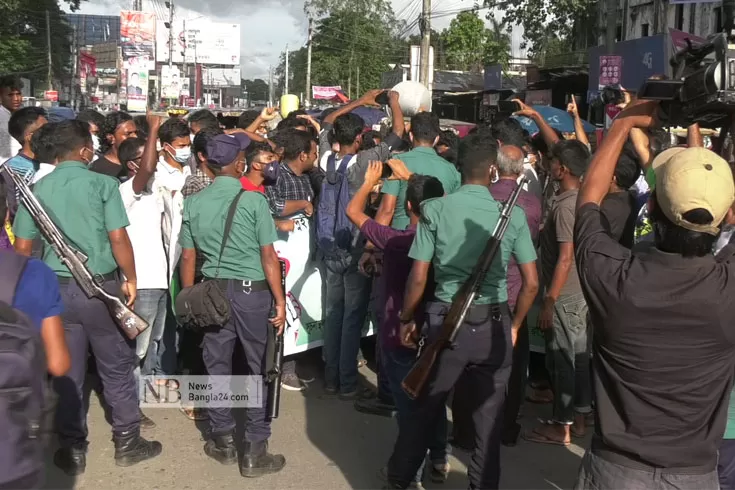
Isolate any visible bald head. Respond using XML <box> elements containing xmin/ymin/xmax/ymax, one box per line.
<box><xmin>497</xmin><ymin>145</ymin><xmax>525</xmax><ymax>176</ymax></box>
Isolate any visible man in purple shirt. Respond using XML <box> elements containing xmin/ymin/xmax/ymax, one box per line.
<box><xmin>345</xmin><ymin>160</ymin><xmax>448</xmax><ymax>487</ymax></box>
<box><xmin>451</xmin><ymin>145</ymin><xmax>543</xmax><ymax>449</ymax></box>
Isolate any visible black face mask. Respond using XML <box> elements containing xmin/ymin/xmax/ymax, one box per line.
<box><xmin>263</xmin><ymin>161</ymin><xmax>279</xmax><ymax>185</ymax></box>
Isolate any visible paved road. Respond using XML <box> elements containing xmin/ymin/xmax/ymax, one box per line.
<box><xmin>41</xmin><ymin>367</ymin><xmax>588</xmax><ymax>490</ymax></box>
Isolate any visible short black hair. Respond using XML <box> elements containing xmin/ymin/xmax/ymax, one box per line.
<box><xmin>77</xmin><ymin>109</ymin><xmax>105</xmax><ymax>129</ymax></box>
<box><xmin>406</xmin><ymin>174</ymin><xmax>444</xmax><ymax>217</ymax></box>
<box><xmin>0</xmin><ymin>76</ymin><xmax>22</xmax><ymax>94</ymax></box>
<box><xmin>193</xmin><ymin>128</ymin><xmax>223</xmax><ymax>166</ymax></box>
<box><xmin>491</xmin><ymin>118</ymin><xmax>526</xmax><ymax>148</ymax></box>
<box><xmin>31</xmin><ymin>122</ymin><xmax>58</xmax><ymax>163</ymax></box>
<box><xmin>133</xmin><ymin>115</ymin><xmax>149</xmax><ymax>140</ymax></box>
<box><xmin>246</xmin><ymin>141</ymin><xmax>276</xmax><ymax>168</ymax></box>
<box><xmin>650</xmin><ymin>191</ymin><xmax>718</xmax><ymax>258</ymax></box>
<box><xmin>277</xmin><ymin>113</ymin><xmax>317</xmax><ymax>139</ymax></box>
<box><xmin>437</xmin><ymin>130</ymin><xmax>459</xmax><ymax>165</ymax></box>
<box><xmin>100</xmin><ymin>111</ymin><xmax>133</xmax><ymax>152</ymax></box>
<box><xmin>360</xmin><ymin>130</ymin><xmax>380</xmax><ymax>151</ymax></box>
<box><xmin>188</xmin><ymin>109</ymin><xmax>219</xmax><ymax>128</ymax></box>
<box><xmin>459</xmin><ymin>133</ymin><xmax>498</xmax><ymax>181</ymax></box>
<box><xmin>119</xmin><ymin>137</ymin><xmax>145</xmax><ymax>166</ymax></box>
<box><xmin>550</xmin><ymin>139</ymin><xmax>590</xmax><ymax>177</ymax></box>
<box><xmin>614</xmin><ymin>145</ymin><xmax>641</xmax><ymax>190</ymax></box>
<box><xmin>54</xmin><ymin>120</ymin><xmax>93</xmax><ymax>160</ymax></box>
<box><xmin>8</xmin><ymin>107</ymin><xmax>46</xmax><ymax>143</ymax></box>
<box><xmin>281</xmin><ymin>129</ymin><xmax>315</xmax><ymax>161</ymax></box>
<box><xmin>410</xmin><ymin>112</ymin><xmax>440</xmax><ymax>143</ymax></box>
<box><xmin>237</xmin><ymin>110</ymin><xmax>261</xmax><ymax>129</ymax></box>
<box><xmin>333</xmin><ymin>113</ymin><xmax>365</xmax><ymax>146</ymax></box>
<box><xmin>159</xmin><ymin>118</ymin><xmax>190</xmax><ymax>146</ymax></box>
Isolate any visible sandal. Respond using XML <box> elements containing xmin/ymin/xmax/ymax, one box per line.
<box><xmin>522</xmin><ymin>428</ymin><xmax>571</xmax><ymax>447</ymax></box>
<box><xmin>180</xmin><ymin>406</ymin><xmax>207</xmax><ymax>421</ymax></box>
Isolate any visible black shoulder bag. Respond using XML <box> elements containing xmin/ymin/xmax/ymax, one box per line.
<box><xmin>175</xmin><ymin>190</ymin><xmax>246</xmax><ymax>329</ymax></box>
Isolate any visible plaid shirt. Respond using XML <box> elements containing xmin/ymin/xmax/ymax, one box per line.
<box><xmin>181</xmin><ymin>168</ymin><xmax>213</xmax><ymax>198</ymax></box>
<box><xmin>264</xmin><ymin>162</ymin><xmax>314</xmax><ymax>216</ymax></box>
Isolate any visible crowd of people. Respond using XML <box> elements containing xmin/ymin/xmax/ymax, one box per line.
<box><xmin>1</xmin><ymin>69</ymin><xmax>735</xmax><ymax>490</ymax></box>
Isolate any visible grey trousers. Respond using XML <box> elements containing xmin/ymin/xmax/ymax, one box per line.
<box><xmin>574</xmin><ymin>451</ymin><xmax>720</xmax><ymax>490</ymax></box>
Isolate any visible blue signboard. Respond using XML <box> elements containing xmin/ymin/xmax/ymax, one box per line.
<box><xmin>588</xmin><ymin>34</ymin><xmax>667</xmax><ymax>99</ymax></box>
<box><xmin>484</xmin><ymin>64</ymin><xmax>502</xmax><ymax>91</ymax></box>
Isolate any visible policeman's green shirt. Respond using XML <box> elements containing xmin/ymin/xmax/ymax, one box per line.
<box><xmin>409</xmin><ymin>185</ymin><xmax>536</xmax><ymax>304</ymax></box>
<box><xmin>382</xmin><ymin>147</ymin><xmax>461</xmax><ymax>230</ymax></box>
<box><xmin>180</xmin><ymin>176</ymin><xmax>278</xmax><ymax>280</ymax></box>
<box><xmin>13</xmin><ymin>160</ymin><xmax>130</xmax><ymax>277</ymax></box>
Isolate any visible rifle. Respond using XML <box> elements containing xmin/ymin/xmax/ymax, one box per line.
<box><xmin>266</xmin><ymin>259</ymin><xmax>286</xmax><ymax>419</ymax></box>
<box><xmin>402</xmin><ymin>176</ymin><xmax>529</xmax><ymax>399</ymax></box>
<box><xmin>1</xmin><ymin>164</ymin><xmax>148</xmax><ymax>340</ymax></box>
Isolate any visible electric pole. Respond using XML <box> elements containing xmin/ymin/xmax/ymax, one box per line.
<box><xmin>167</xmin><ymin>1</ymin><xmax>175</xmax><ymax>68</ymax></box>
<box><xmin>71</xmin><ymin>25</ymin><xmax>78</xmax><ymax>109</ymax></box>
<box><xmin>285</xmin><ymin>43</ymin><xmax>289</xmax><ymax>95</ymax></box>
<box><xmin>605</xmin><ymin>0</ymin><xmax>617</xmax><ymax>53</ymax></box>
<box><xmin>419</xmin><ymin>0</ymin><xmax>431</xmax><ymax>87</ymax></box>
<box><xmin>356</xmin><ymin>65</ymin><xmax>360</xmax><ymax>97</ymax></box>
<box><xmin>268</xmin><ymin>65</ymin><xmax>273</xmax><ymax>107</ymax></box>
<box><xmin>46</xmin><ymin>10</ymin><xmax>53</xmax><ymax>91</ymax></box>
<box><xmin>305</xmin><ymin>17</ymin><xmax>313</xmax><ymax>107</ymax></box>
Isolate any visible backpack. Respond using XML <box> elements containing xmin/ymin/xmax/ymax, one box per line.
<box><xmin>0</xmin><ymin>251</ymin><xmax>49</xmax><ymax>488</ymax></box>
<box><xmin>316</xmin><ymin>153</ymin><xmax>355</xmax><ymax>257</ymax></box>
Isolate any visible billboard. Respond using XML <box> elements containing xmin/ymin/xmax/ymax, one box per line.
<box><xmin>120</xmin><ymin>11</ymin><xmax>156</xmax><ymax>61</ymax></box>
<box><xmin>124</xmin><ymin>57</ymin><xmax>149</xmax><ymax>112</ymax></box>
<box><xmin>161</xmin><ymin>65</ymin><xmax>182</xmax><ymax>98</ymax></box>
<box><xmin>202</xmin><ymin>68</ymin><xmax>241</xmax><ymax>87</ymax></box>
<box><xmin>156</xmin><ymin>19</ymin><xmax>240</xmax><ymax>65</ymax></box>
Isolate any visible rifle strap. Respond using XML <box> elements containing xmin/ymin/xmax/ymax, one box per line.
<box><xmin>214</xmin><ymin>190</ymin><xmax>246</xmax><ymax>279</ymax></box>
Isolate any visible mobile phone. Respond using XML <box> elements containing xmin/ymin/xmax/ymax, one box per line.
<box><xmin>498</xmin><ymin>100</ymin><xmax>520</xmax><ymax>113</ymax></box>
<box><xmin>375</xmin><ymin>91</ymin><xmax>390</xmax><ymax>105</ymax></box>
<box><xmin>381</xmin><ymin>162</ymin><xmax>393</xmax><ymax>179</ymax></box>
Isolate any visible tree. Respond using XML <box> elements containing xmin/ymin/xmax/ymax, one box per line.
<box><xmin>0</xmin><ymin>0</ymin><xmax>80</xmax><ymax>88</ymax></box>
<box><xmin>242</xmin><ymin>78</ymin><xmax>269</xmax><ymax>103</ymax></box>
<box><xmin>442</xmin><ymin>10</ymin><xmax>511</xmax><ymax>72</ymax></box>
<box><xmin>483</xmin><ymin>0</ymin><xmax>596</xmax><ymax>57</ymax></box>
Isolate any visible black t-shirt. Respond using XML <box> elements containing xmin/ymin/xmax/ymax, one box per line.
<box><xmin>89</xmin><ymin>156</ymin><xmax>126</xmax><ymax>180</ymax></box>
<box><xmin>574</xmin><ymin>202</ymin><xmax>735</xmax><ymax>472</ymax></box>
<box><xmin>600</xmin><ymin>190</ymin><xmax>636</xmax><ymax>248</ymax></box>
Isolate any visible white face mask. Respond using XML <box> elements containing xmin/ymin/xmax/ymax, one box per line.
<box><xmin>168</xmin><ymin>146</ymin><xmax>191</xmax><ymax>163</ymax></box>
<box><xmin>92</xmin><ymin>134</ymin><xmax>100</xmax><ymax>152</ymax></box>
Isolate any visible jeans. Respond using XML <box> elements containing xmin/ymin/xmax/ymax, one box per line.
<box><xmin>720</xmin><ymin>440</ymin><xmax>735</xmax><ymax>490</ymax></box>
<box><xmin>545</xmin><ymin>292</ymin><xmax>591</xmax><ymax>424</ymax></box>
<box><xmin>133</xmin><ymin>289</ymin><xmax>168</xmax><ymax>389</ymax></box>
<box><xmin>385</xmin><ymin>347</ymin><xmax>448</xmax><ymax>482</ymax></box>
<box><xmin>575</xmin><ymin>450</ymin><xmax>719</xmax><ymax>490</ymax></box>
<box><xmin>323</xmin><ymin>253</ymin><xmax>371</xmax><ymax>394</ymax></box>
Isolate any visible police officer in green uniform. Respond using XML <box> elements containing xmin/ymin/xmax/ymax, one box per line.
<box><xmin>13</xmin><ymin>120</ymin><xmax>162</xmax><ymax>475</ymax></box>
<box><xmin>179</xmin><ymin>133</ymin><xmax>287</xmax><ymax>477</ymax></box>
<box><xmin>385</xmin><ymin>136</ymin><xmax>539</xmax><ymax>490</ymax></box>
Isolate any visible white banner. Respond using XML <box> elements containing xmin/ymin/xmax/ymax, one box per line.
<box><xmin>202</xmin><ymin>68</ymin><xmax>241</xmax><ymax>88</ymax></box>
<box><xmin>312</xmin><ymin>86</ymin><xmax>343</xmax><ymax>100</ymax></box>
<box><xmin>160</xmin><ymin>65</ymin><xmax>182</xmax><ymax>99</ymax></box>
<box><xmin>156</xmin><ymin>19</ymin><xmax>240</xmax><ymax>66</ymax></box>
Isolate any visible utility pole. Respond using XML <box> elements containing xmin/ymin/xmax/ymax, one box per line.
<box><xmin>305</xmin><ymin>17</ymin><xmax>313</xmax><ymax>107</ymax></box>
<box><xmin>46</xmin><ymin>10</ymin><xmax>53</xmax><ymax>90</ymax></box>
<box><xmin>285</xmin><ymin>43</ymin><xmax>289</xmax><ymax>95</ymax></box>
<box><xmin>71</xmin><ymin>25</ymin><xmax>78</xmax><ymax>109</ymax></box>
<box><xmin>167</xmin><ymin>1</ymin><xmax>175</xmax><ymax>68</ymax></box>
<box><xmin>356</xmin><ymin>65</ymin><xmax>360</xmax><ymax>97</ymax></box>
<box><xmin>419</xmin><ymin>0</ymin><xmax>431</xmax><ymax>87</ymax></box>
<box><xmin>268</xmin><ymin>65</ymin><xmax>273</xmax><ymax>107</ymax></box>
<box><xmin>605</xmin><ymin>0</ymin><xmax>617</xmax><ymax>53</ymax></box>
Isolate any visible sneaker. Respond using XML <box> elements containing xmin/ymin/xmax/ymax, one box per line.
<box><xmin>339</xmin><ymin>387</ymin><xmax>376</xmax><ymax>401</ymax></box>
<box><xmin>281</xmin><ymin>373</ymin><xmax>306</xmax><ymax>392</ymax></box>
<box><xmin>354</xmin><ymin>398</ymin><xmax>396</xmax><ymax>418</ymax></box>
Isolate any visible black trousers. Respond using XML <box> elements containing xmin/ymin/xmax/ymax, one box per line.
<box><xmin>387</xmin><ymin>301</ymin><xmax>513</xmax><ymax>490</ymax></box>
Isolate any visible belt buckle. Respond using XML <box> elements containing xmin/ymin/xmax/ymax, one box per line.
<box><xmin>242</xmin><ymin>280</ymin><xmax>252</xmax><ymax>295</ymax></box>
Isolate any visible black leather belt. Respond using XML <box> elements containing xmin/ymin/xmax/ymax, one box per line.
<box><xmin>57</xmin><ymin>271</ymin><xmax>118</xmax><ymax>284</ymax></box>
<box><xmin>209</xmin><ymin>279</ymin><xmax>270</xmax><ymax>293</ymax></box>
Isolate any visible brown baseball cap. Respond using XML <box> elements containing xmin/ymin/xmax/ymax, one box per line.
<box><xmin>652</xmin><ymin>147</ymin><xmax>735</xmax><ymax>235</ymax></box>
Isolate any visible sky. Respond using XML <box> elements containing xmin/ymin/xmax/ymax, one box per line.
<box><xmin>67</xmin><ymin>0</ymin><xmax>524</xmax><ymax>80</ymax></box>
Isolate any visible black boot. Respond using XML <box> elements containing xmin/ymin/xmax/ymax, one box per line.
<box><xmin>239</xmin><ymin>440</ymin><xmax>286</xmax><ymax>478</ymax></box>
<box><xmin>203</xmin><ymin>433</ymin><xmax>237</xmax><ymax>465</ymax></box>
<box><xmin>113</xmin><ymin>429</ymin><xmax>163</xmax><ymax>467</ymax></box>
<box><xmin>53</xmin><ymin>446</ymin><xmax>86</xmax><ymax>476</ymax></box>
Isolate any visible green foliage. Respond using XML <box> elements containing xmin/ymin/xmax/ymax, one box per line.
<box><xmin>442</xmin><ymin>10</ymin><xmax>511</xmax><ymax>72</ymax></box>
<box><xmin>242</xmin><ymin>78</ymin><xmax>269</xmax><ymax>102</ymax></box>
<box><xmin>484</xmin><ymin>0</ymin><xmax>596</xmax><ymax>57</ymax></box>
<box><xmin>0</xmin><ymin>0</ymin><xmax>78</xmax><ymax>86</ymax></box>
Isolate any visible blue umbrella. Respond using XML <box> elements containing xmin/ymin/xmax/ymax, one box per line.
<box><xmin>512</xmin><ymin>105</ymin><xmax>596</xmax><ymax>135</ymax></box>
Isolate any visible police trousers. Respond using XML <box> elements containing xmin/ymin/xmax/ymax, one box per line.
<box><xmin>54</xmin><ymin>276</ymin><xmax>139</xmax><ymax>447</ymax></box>
<box><xmin>387</xmin><ymin>301</ymin><xmax>513</xmax><ymax>490</ymax></box>
<box><xmin>201</xmin><ymin>280</ymin><xmax>272</xmax><ymax>443</ymax></box>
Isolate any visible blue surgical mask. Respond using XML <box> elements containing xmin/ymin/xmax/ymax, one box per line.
<box><xmin>263</xmin><ymin>161</ymin><xmax>279</xmax><ymax>185</ymax></box>
<box><xmin>167</xmin><ymin>146</ymin><xmax>191</xmax><ymax>164</ymax></box>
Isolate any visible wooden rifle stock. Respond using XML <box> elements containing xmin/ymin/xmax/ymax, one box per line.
<box><xmin>0</xmin><ymin>165</ymin><xmax>148</xmax><ymax>340</ymax></box>
<box><xmin>401</xmin><ymin>177</ymin><xmax>529</xmax><ymax>399</ymax></box>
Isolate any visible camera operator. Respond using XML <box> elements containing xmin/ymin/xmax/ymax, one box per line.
<box><xmin>572</xmin><ymin>99</ymin><xmax>735</xmax><ymax>490</ymax></box>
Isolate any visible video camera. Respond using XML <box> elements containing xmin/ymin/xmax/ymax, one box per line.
<box><xmin>638</xmin><ymin>0</ymin><xmax>735</xmax><ymax>128</ymax></box>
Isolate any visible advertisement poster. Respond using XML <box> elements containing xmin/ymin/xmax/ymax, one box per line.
<box><xmin>120</xmin><ymin>11</ymin><xmax>156</xmax><ymax>62</ymax></box>
<box><xmin>126</xmin><ymin>64</ymin><xmax>148</xmax><ymax>112</ymax></box>
<box><xmin>201</xmin><ymin>68</ymin><xmax>241</xmax><ymax>87</ymax></box>
<box><xmin>599</xmin><ymin>55</ymin><xmax>622</xmax><ymax>89</ymax></box>
<box><xmin>156</xmin><ymin>20</ymin><xmax>240</xmax><ymax>65</ymax></box>
<box><xmin>161</xmin><ymin>65</ymin><xmax>182</xmax><ymax>99</ymax></box>
<box><xmin>525</xmin><ymin>89</ymin><xmax>552</xmax><ymax>106</ymax></box>
<box><xmin>312</xmin><ymin>86</ymin><xmax>344</xmax><ymax>100</ymax></box>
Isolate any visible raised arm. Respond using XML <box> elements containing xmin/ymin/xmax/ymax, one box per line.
<box><xmin>132</xmin><ymin>113</ymin><xmax>162</xmax><ymax>195</ymax></box>
<box><xmin>514</xmin><ymin>99</ymin><xmax>560</xmax><ymax>149</ymax></box>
